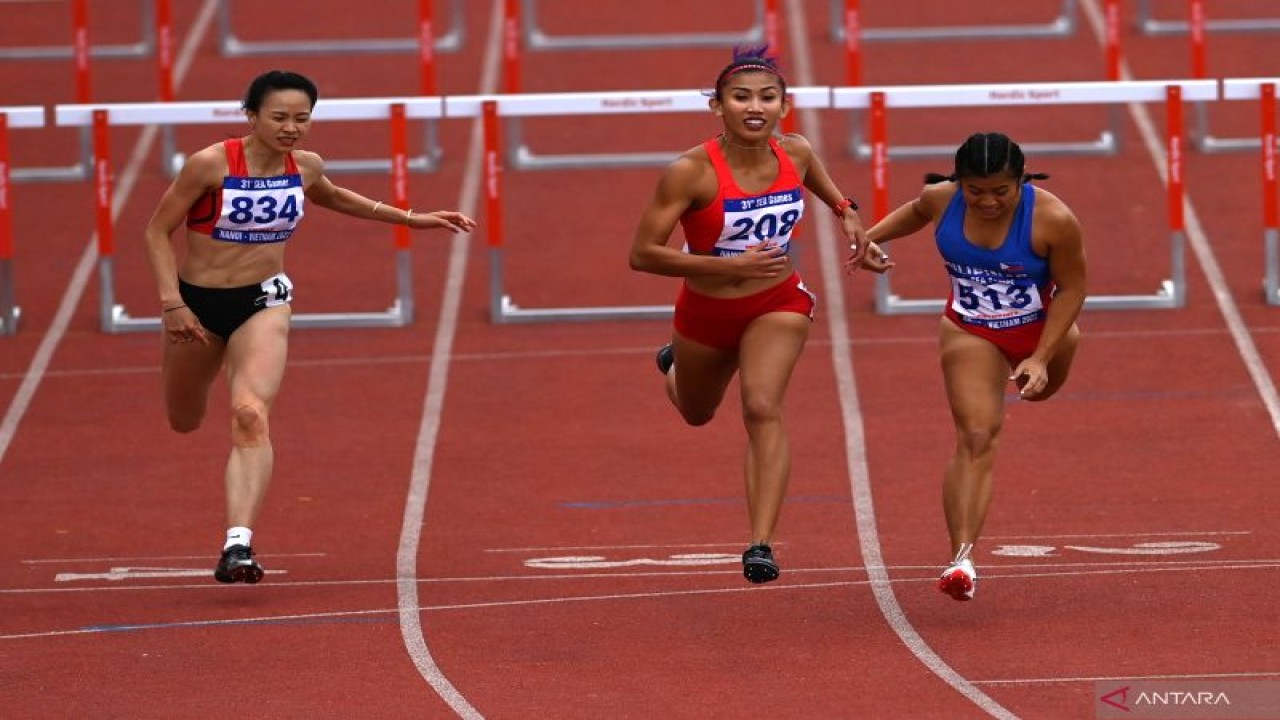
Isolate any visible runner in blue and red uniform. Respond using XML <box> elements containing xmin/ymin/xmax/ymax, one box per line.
<box><xmin>142</xmin><ymin>70</ymin><xmax>476</xmax><ymax>584</ymax></box>
<box><xmin>629</xmin><ymin>46</ymin><xmax>873</xmax><ymax>584</ymax></box>
<box><xmin>853</xmin><ymin>132</ymin><xmax>1087</xmax><ymax>601</ymax></box>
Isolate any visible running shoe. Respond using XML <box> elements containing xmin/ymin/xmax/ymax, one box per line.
<box><xmin>215</xmin><ymin>544</ymin><xmax>264</xmax><ymax>584</ymax></box>
<box><xmin>742</xmin><ymin>544</ymin><xmax>780</xmax><ymax>584</ymax></box>
<box><xmin>938</xmin><ymin>558</ymin><xmax>976</xmax><ymax>601</ymax></box>
<box><xmin>655</xmin><ymin>342</ymin><xmax>674</xmax><ymax>375</ymax></box>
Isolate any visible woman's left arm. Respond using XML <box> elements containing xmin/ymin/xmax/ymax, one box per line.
<box><xmin>1031</xmin><ymin>197</ymin><xmax>1087</xmax><ymax>364</ymax></box>
<box><xmin>785</xmin><ymin>134</ymin><xmax>869</xmax><ymax>264</ymax></box>
<box><xmin>301</xmin><ymin>152</ymin><xmax>477</xmax><ymax>233</ymax></box>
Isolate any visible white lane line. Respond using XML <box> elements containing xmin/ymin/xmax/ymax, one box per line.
<box><xmin>976</xmin><ymin>671</ymin><xmax>1280</xmax><ymax>686</ymax></box>
<box><xmin>7</xmin><ymin>560</ymin><xmax>1277</xmax><ymax>641</ymax></box>
<box><xmin>3</xmin><ymin>325</ymin><xmax>1273</xmax><ymax>382</ymax></box>
<box><xmin>22</xmin><ymin>552</ymin><xmax>326</xmax><ymax>564</ymax></box>
<box><xmin>8</xmin><ymin>555</ymin><xmax>1279</xmax><ymax>593</ymax></box>
<box><xmin>1080</xmin><ymin>0</ymin><xmax>1280</xmax><ymax>439</ymax></box>
<box><xmin>0</xmin><ymin>0</ymin><xmax>219</xmax><ymax>465</ymax></box>
<box><xmin>393</xmin><ymin>2</ymin><xmax>500</xmax><ymax>718</ymax></box>
<box><xmin>784</xmin><ymin>2</ymin><xmax>1017</xmax><ymax>719</ymax></box>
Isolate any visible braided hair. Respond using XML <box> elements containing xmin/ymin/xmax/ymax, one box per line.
<box><xmin>924</xmin><ymin>132</ymin><xmax>1049</xmax><ymax>185</ymax></box>
<box><xmin>712</xmin><ymin>45</ymin><xmax>788</xmax><ymax>100</ymax></box>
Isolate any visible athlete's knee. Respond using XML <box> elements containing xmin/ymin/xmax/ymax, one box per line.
<box><xmin>955</xmin><ymin>423</ymin><xmax>1001</xmax><ymax>457</ymax></box>
<box><xmin>677</xmin><ymin>403</ymin><xmax>717</xmax><ymax>427</ymax></box>
<box><xmin>740</xmin><ymin>392</ymin><xmax>783</xmax><ymax>428</ymax></box>
<box><xmin>230</xmin><ymin>400</ymin><xmax>270</xmax><ymax>446</ymax></box>
<box><xmin>168</xmin><ymin>413</ymin><xmax>203</xmax><ymax>434</ymax></box>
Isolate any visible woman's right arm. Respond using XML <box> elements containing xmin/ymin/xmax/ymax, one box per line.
<box><xmin>142</xmin><ymin>149</ymin><xmax>218</xmax><ymax>307</ymax></box>
<box><xmin>866</xmin><ymin>187</ymin><xmax>944</xmax><ymax>245</ymax></box>
<box><xmin>628</xmin><ymin>157</ymin><xmax>788</xmax><ymax>280</ymax></box>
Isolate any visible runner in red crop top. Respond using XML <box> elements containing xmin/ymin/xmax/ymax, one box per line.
<box><xmin>629</xmin><ymin>46</ymin><xmax>871</xmax><ymax>586</ymax></box>
<box><xmin>141</xmin><ymin>70</ymin><xmax>476</xmax><ymax>586</ymax></box>
<box><xmin>185</xmin><ymin>137</ymin><xmax>305</xmax><ymax>242</ymax></box>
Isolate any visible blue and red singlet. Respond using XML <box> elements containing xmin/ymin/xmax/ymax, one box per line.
<box><xmin>935</xmin><ymin>183</ymin><xmax>1054</xmax><ymax>360</ymax></box>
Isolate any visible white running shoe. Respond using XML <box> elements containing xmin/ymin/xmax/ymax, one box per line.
<box><xmin>938</xmin><ymin>558</ymin><xmax>977</xmax><ymax>601</ymax></box>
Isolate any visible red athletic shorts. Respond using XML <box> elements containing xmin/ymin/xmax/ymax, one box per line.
<box><xmin>944</xmin><ymin>307</ymin><xmax>1044</xmax><ymax>365</ymax></box>
<box><xmin>674</xmin><ymin>273</ymin><xmax>816</xmax><ymax>351</ymax></box>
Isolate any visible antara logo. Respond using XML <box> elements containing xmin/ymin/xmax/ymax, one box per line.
<box><xmin>1100</xmin><ymin>686</ymin><xmax>1130</xmax><ymax>711</ymax></box>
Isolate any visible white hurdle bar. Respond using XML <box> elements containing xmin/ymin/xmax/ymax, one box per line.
<box><xmin>1223</xmin><ymin>79</ymin><xmax>1280</xmax><ymax>305</ymax></box>
<box><xmin>0</xmin><ymin>107</ymin><xmax>44</xmax><ymax>335</ymax></box>
<box><xmin>833</xmin><ymin>79</ymin><xmax>1219</xmax><ymax>313</ymax></box>
<box><xmin>55</xmin><ymin>98</ymin><xmax>443</xmax><ymax>333</ymax></box>
<box><xmin>829</xmin><ymin>0</ymin><xmax>1077</xmax><ymax>43</ymax></box>
<box><xmin>494</xmin><ymin>85</ymin><xmax>830</xmax><ymax>171</ymax></box>
<box><xmin>1136</xmin><ymin>0</ymin><xmax>1280</xmax><ymax>35</ymax></box>
<box><xmin>216</xmin><ymin>0</ymin><xmax>465</xmax><ymax>56</ymax></box>
<box><xmin>519</xmin><ymin>0</ymin><xmax>766</xmax><ymax>51</ymax></box>
<box><xmin>447</xmin><ymin>89</ymin><xmax>830</xmax><ymax>323</ymax></box>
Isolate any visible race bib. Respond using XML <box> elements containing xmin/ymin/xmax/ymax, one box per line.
<box><xmin>712</xmin><ymin>188</ymin><xmax>804</xmax><ymax>257</ymax></box>
<box><xmin>214</xmin><ymin>175</ymin><xmax>306</xmax><ymax>243</ymax></box>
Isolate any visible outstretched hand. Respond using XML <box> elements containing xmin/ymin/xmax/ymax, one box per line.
<box><xmin>846</xmin><ymin>241</ymin><xmax>895</xmax><ymax>275</ymax></box>
<box><xmin>409</xmin><ymin>210</ymin><xmax>478</xmax><ymax>233</ymax></box>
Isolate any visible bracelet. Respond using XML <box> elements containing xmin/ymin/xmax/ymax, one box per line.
<box><xmin>162</xmin><ymin>303</ymin><xmax>187</xmax><ymax>313</ymax></box>
<box><xmin>371</xmin><ymin>201</ymin><xmax>384</xmax><ymax>218</ymax></box>
<box><xmin>832</xmin><ymin>197</ymin><xmax>859</xmax><ymax>216</ymax></box>
<box><xmin>405</xmin><ymin>209</ymin><xmax>415</xmax><ymax>226</ymax></box>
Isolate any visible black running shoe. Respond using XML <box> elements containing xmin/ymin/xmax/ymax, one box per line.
<box><xmin>655</xmin><ymin>342</ymin><xmax>675</xmax><ymax>375</ymax></box>
<box><xmin>742</xmin><ymin>544</ymin><xmax>780</xmax><ymax>584</ymax></box>
<box><xmin>214</xmin><ymin>544</ymin><xmax>264</xmax><ymax>584</ymax></box>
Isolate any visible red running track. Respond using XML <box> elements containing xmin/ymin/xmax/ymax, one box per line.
<box><xmin>1</xmin><ymin>1</ymin><xmax>1277</xmax><ymax>718</ymax></box>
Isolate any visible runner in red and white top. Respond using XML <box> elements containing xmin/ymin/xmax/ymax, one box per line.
<box><xmin>142</xmin><ymin>70</ymin><xmax>476</xmax><ymax>585</ymax></box>
<box><xmin>629</xmin><ymin>46</ymin><xmax>876</xmax><ymax>585</ymax></box>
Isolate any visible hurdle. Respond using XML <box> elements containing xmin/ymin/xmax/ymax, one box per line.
<box><xmin>829</xmin><ymin>0</ymin><xmax>1077</xmax><ymax>43</ymax></box>
<box><xmin>1145</xmin><ymin>0</ymin><xmax>1278</xmax><ymax>154</ymax></box>
<box><xmin>216</xmin><ymin>0</ymin><xmax>464</xmax><ymax>58</ymax></box>
<box><xmin>450</xmin><ymin>89</ymin><xmax>829</xmax><ymax>323</ymax></box>
<box><xmin>54</xmin><ymin>98</ymin><xmax>441</xmax><ymax>333</ymax></box>
<box><xmin>1136</xmin><ymin>0</ymin><xmax>1280</xmax><ymax>35</ymax></box>
<box><xmin>0</xmin><ymin>108</ymin><xmax>46</xmax><ymax>335</ymax></box>
<box><xmin>839</xmin><ymin>0</ymin><xmax>1122</xmax><ymax>159</ymax></box>
<box><xmin>832</xmin><ymin>79</ymin><xmax>1217</xmax><ymax>313</ymax></box>
<box><xmin>0</xmin><ymin>0</ymin><xmax>155</xmax><ymax>60</ymax></box>
<box><xmin>1222</xmin><ymin>79</ymin><xmax>1280</xmax><ymax>305</ymax></box>
<box><xmin>501</xmin><ymin>0</ymin><xmax>785</xmax><ymax>170</ymax></box>
<box><xmin>519</xmin><ymin>0</ymin><xmax>766</xmax><ymax>51</ymax></box>
<box><xmin>4</xmin><ymin>0</ymin><xmax>174</xmax><ymax>183</ymax></box>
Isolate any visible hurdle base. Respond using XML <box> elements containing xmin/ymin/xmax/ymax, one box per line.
<box><xmin>854</xmin><ymin>131</ymin><xmax>1116</xmax><ymax>160</ymax></box>
<box><xmin>0</xmin><ymin>307</ymin><xmax>19</xmax><ymax>336</ymax></box>
<box><xmin>874</xmin><ymin>280</ymin><xmax>1180</xmax><ymax>315</ymax></box>
<box><xmin>494</xmin><ymin>295</ymin><xmax>672</xmax><ymax>324</ymax></box>
<box><xmin>103</xmin><ymin>301</ymin><xmax>413</xmax><ymax>334</ymax></box>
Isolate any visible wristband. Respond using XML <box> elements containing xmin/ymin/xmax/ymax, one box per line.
<box><xmin>162</xmin><ymin>303</ymin><xmax>187</xmax><ymax>313</ymax></box>
<box><xmin>832</xmin><ymin>197</ymin><xmax>858</xmax><ymax>216</ymax></box>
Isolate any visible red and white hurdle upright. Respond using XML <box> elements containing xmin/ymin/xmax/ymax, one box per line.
<box><xmin>0</xmin><ymin>106</ymin><xmax>46</xmax><ymax>336</ymax></box>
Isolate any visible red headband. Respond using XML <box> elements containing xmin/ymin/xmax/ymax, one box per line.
<box><xmin>716</xmin><ymin>62</ymin><xmax>785</xmax><ymax>88</ymax></box>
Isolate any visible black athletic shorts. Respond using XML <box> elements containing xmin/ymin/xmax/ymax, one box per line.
<box><xmin>178</xmin><ymin>272</ymin><xmax>294</xmax><ymax>340</ymax></box>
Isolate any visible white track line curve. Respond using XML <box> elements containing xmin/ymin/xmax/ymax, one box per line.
<box><xmin>784</xmin><ymin>2</ymin><xmax>1019</xmax><ymax>718</ymax></box>
<box><xmin>394</xmin><ymin>2</ymin><xmax>501</xmax><ymax>718</ymax></box>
